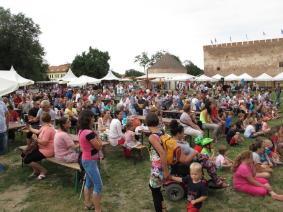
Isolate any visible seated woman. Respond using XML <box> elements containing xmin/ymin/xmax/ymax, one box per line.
<box><xmin>108</xmin><ymin>110</ymin><xmax>125</xmax><ymax>146</ymax></box>
<box><xmin>24</xmin><ymin>113</ymin><xmax>55</xmax><ymax>180</ymax></box>
<box><xmin>54</xmin><ymin>117</ymin><xmax>79</xmax><ymax>163</ymax></box>
<box><xmin>179</xmin><ymin>104</ymin><xmax>203</xmax><ymax>137</ymax></box>
<box><xmin>7</xmin><ymin>104</ymin><xmax>20</xmax><ymax>141</ymax></box>
<box><xmin>97</xmin><ymin>110</ymin><xmax>112</xmax><ymax>134</ymax></box>
<box><xmin>233</xmin><ymin>150</ymin><xmax>283</xmax><ymax>201</ymax></box>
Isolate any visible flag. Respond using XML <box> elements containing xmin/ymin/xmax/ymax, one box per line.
<box><xmin>245</xmin><ymin>34</ymin><xmax>248</xmax><ymax>40</ymax></box>
<box><xmin>210</xmin><ymin>40</ymin><xmax>213</xmax><ymax>45</ymax></box>
<box><xmin>214</xmin><ymin>38</ymin><xmax>217</xmax><ymax>43</ymax></box>
<box><xmin>263</xmin><ymin>32</ymin><xmax>266</xmax><ymax>36</ymax></box>
<box><xmin>229</xmin><ymin>36</ymin><xmax>232</xmax><ymax>42</ymax></box>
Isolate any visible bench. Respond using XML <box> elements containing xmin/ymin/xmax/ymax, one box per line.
<box><xmin>18</xmin><ymin>145</ymin><xmax>82</xmax><ymax>192</ymax></box>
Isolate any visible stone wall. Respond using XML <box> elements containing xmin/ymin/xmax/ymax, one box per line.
<box><xmin>203</xmin><ymin>38</ymin><xmax>283</xmax><ymax>77</ymax></box>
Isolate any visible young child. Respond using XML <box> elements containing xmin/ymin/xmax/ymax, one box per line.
<box><xmin>244</xmin><ymin>118</ymin><xmax>263</xmax><ymax>138</ymax></box>
<box><xmin>215</xmin><ymin>145</ymin><xmax>233</xmax><ymax>169</ymax></box>
<box><xmin>225</xmin><ymin>111</ymin><xmax>233</xmax><ymax>134</ymax></box>
<box><xmin>226</xmin><ymin>124</ymin><xmax>244</xmax><ymax>146</ymax></box>
<box><xmin>170</xmin><ymin>162</ymin><xmax>208</xmax><ymax>211</ymax></box>
<box><xmin>232</xmin><ymin>150</ymin><xmax>283</xmax><ymax>201</ymax></box>
<box><xmin>123</xmin><ymin>121</ymin><xmax>140</xmax><ymax>157</ymax></box>
<box><xmin>261</xmin><ymin>118</ymin><xmax>271</xmax><ymax>134</ymax></box>
<box><xmin>249</xmin><ymin>139</ymin><xmax>273</xmax><ymax>178</ymax></box>
<box><xmin>263</xmin><ymin>139</ymin><xmax>282</xmax><ymax>166</ymax></box>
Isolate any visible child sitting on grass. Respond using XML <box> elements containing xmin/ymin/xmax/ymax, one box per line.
<box><xmin>249</xmin><ymin>139</ymin><xmax>273</xmax><ymax>179</ymax></box>
<box><xmin>263</xmin><ymin>139</ymin><xmax>283</xmax><ymax>166</ymax></box>
<box><xmin>215</xmin><ymin>145</ymin><xmax>233</xmax><ymax>169</ymax></box>
<box><xmin>226</xmin><ymin>124</ymin><xmax>244</xmax><ymax>146</ymax></box>
<box><xmin>170</xmin><ymin>162</ymin><xmax>208</xmax><ymax>212</ymax></box>
<box><xmin>233</xmin><ymin>150</ymin><xmax>283</xmax><ymax>201</ymax></box>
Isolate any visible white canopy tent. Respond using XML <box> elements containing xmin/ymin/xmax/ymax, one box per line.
<box><xmin>238</xmin><ymin>73</ymin><xmax>254</xmax><ymax>81</ymax></box>
<box><xmin>195</xmin><ymin>74</ymin><xmax>215</xmax><ymax>82</ymax></box>
<box><xmin>58</xmin><ymin>68</ymin><xmax>78</xmax><ymax>83</ymax></box>
<box><xmin>224</xmin><ymin>74</ymin><xmax>240</xmax><ymax>81</ymax></box>
<box><xmin>100</xmin><ymin>71</ymin><xmax>120</xmax><ymax>81</ymax></box>
<box><xmin>211</xmin><ymin>74</ymin><xmax>223</xmax><ymax>80</ymax></box>
<box><xmin>67</xmin><ymin>75</ymin><xmax>101</xmax><ymax>87</ymax></box>
<box><xmin>254</xmin><ymin>73</ymin><xmax>273</xmax><ymax>81</ymax></box>
<box><xmin>273</xmin><ymin>72</ymin><xmax>283</xmax><ymax>81</ymax></box>
<box><xmin>0</xmin><ymin>77</ymin><xmax>19</xmax><ymax>96</ymax></box>
<box><xmin>0</xmin><ymin>66</ymin><xmax>34</xmax><ymax>86</ymax></box>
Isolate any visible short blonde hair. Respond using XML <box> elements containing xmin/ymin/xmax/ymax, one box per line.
<box><xmin>190</xmin><ymin>162</ymin><xmax>202</xmax><ymax>172</ymax></box>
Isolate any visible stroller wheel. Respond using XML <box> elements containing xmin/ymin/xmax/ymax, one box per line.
<box><xmin>164</xmin><ymin>183</ymin><xmax>185</xmax><ymax>201</ymax></box>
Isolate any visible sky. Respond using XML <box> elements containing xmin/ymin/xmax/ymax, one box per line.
<box><xmin>1</xmin><ymin>0</ymin><xmax>283</xmax><ymax>73</ymax></box>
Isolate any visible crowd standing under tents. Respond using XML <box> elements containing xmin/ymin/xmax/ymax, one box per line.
<box><xmin>1</xmin><ymin>68</ymin><xmax>283</xmax><ymax>211</ymax></box>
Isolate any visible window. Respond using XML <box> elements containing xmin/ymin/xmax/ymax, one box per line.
<box><xmin>217</xmin><ymin>67</ymin><xmax>221</xmax><ymax>71</ymax></box>
<box><xmin>279</xmin><ymin>62</ymin><xmax>283</xmax><ymax>67</ymax></box>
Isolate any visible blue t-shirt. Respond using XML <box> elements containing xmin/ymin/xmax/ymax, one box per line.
<box><xmin>225</xmin><ymin>116</ymin><xmax>232</xmax><ymax>128</ymax></box>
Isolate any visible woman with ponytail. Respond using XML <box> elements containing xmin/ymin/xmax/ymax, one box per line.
<box><xmin>233</xmin><ymin>150</ymin><xmax>283</xmax><ymax>200</ymax></box>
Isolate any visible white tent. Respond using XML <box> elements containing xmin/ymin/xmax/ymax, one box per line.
<box><xmin>0</xmin><ymin>66</ymin><xmax>34</xmax><ymax>86</ymax></box>
<box><xmin>0</xmin><ymin>78</ymin><xmax>19</xmax><ymax>96</ymax></box>
<box><xmin>195</xmin><ymin>74</ymin><xmax>215</xmax><ymax>82</ymax></box>
<box><xmin>68</xmin><ymin>75</ymin><xmax>101</xmax><ymax>87</ymax></box>
<box><xmin>58</xmin><ymin>68</ymin><xmax>78</xmax><ymax>82</ymax></box>
<box><xmin>273</xmin><ymin>72</ymin><xmax>283</xmax><ymax>81</ymax></box>
<box><xmin>238</xmin><ymin>73</ymin><xmax>254</xmax><ymax>81</ymax></box>
<box><xmin>120</xmin><ymin>78</ymin><xmax>133</xmax><ymax>82</ymax></box>
<box><xmin>254</xmin><ymin>73</ymin><xmax>273</xmax><ymax>81</ymax></box>
<box><xmin>100</xmin><ymin>71</ymin><xmax>120</xmax><ymax>81</ymax></box>
<box><xmin>224</xmin><ymin>74</ymin><xmax>240</xmax><ymax>81</ymax></box>
<box><xmin>212</xmin><ymin>74</ymin><xmax>223</xmax><ymax>80</ymax></box>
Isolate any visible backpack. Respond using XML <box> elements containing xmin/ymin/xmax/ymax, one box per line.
<box><xmin>160</xmin><ymin>134</ymin><xmax>180</xmax><ymax>165</ymax></box>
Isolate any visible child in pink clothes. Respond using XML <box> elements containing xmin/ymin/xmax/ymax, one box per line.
<box><xmin>233</xmin><ymin>150</ymin><xmax>283</xmax><ymax>201</ymax></box>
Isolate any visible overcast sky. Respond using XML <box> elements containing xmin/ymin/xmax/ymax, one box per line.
<box><xmin>1</xmin><ymin>0</ymin><xmax>283</xmax><ymax>73</ymax></box>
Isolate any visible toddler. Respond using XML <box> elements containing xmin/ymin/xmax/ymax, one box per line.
<box><xmin>215</xmin><ymin>145</ymin><xmax>233</xmax><ymax>169</ymax></box>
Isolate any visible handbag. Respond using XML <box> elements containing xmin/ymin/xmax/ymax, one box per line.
<box><xmin>21</xmin><ymin>139</ymin><xmax>38</xmax><ymax>159</ymax></box>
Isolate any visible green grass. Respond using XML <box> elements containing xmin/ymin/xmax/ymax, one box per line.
<box><xmin>1</xmin><ymin>96</ymin><xmax>283</xmax><ymax>211</ymax></box>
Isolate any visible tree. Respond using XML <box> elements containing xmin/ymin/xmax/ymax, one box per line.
<box><xmin>184</xmin><ymin>60</ymin><xmax>204</xmax><ymax>76</ymax></box>
<box><xmin>124</xmin><ymin>69</ymin><xmax>144</xmax><ymax>78</ymax></box>
<box><xmin>112</xmin><ymin>70</ymin><xmax>122</xmax><ymax>78</ymax></box>
<box><xmin>0</xmin><ymin>7</ymin><xmax>48</xmax><ymax>80</ymax></box>
<box><xmin>134</xmin><ymin>52</ymin><xmax>151</xmax><ymax>72</ymax></box>
<box><xmin>71</xmin><ymin>47</ymin><xmax>110</xmax><ymax>79</ymax></box>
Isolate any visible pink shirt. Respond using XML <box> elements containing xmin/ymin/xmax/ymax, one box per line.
<box><xmin>233</xmin><ymin>163</ymin><xmax>255</xmax><ymax>189</ymax></box>
<box><xmin>79</xmin><ymin>129</ymin><xmax>97</xmax><ymax>160</ymax></box>
<box><xmin>54</xmin><ymin>130</ymin><xmax>75</xmax><ymax>160</ymax></box>
<box><xmin>38</xmin><ymin>125</ymin><xmax>55</xmax><ymax>158</ymax></box>
<box><xmin>124</xmin><ymin>130</ymin><xmax>136</xmax><ymax>148</ymax></box>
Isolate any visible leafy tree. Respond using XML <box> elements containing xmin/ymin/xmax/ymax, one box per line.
<box><xmin>134</xmin><ymin>52</ymin><xmax>151</xmax><ymax>72</ymax></box>
<box><xmin>71</xmin><ymin>47</ymin><xmax>110</xmax><ymax>79</ymax></box>
<box><xmin>112</xmin><ymin>70</ymin><xmax>122</xmax><ymax>78</ymax></box>
<box><xmin>0</xmin><ymin>7</ymin><xmax>48</xmax><ymax>81</ymax></box>
<box><xmin>184</xmin><ymin>60</ymin><xmax>204</xmax><ymax>76</ymax></box>
<box><xmin>124</xmin><ymin>69</ymin><xmax>144</xmax><ymax>78</ymax></box>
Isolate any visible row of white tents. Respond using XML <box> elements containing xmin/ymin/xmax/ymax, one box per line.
<box><xmin>59</xmin><ymin>69</ymin><xmax>121</xmax><ymax>87</ymax></box>
<box><xmin>136</xmin><ymin>72</ymin><xmax>283</xmax><ymax>82</ymax></box>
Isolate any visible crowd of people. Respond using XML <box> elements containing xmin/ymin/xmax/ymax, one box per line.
<box><xmin>0</xmin><ymin>80</ymin><xmax>283</xmax><ymax>211</ymax></box>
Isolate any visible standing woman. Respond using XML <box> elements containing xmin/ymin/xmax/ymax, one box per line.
<box><xmin>146</xmin><ymin>112</ymin><xmax>169</xmax><ymax>212</ymax></box>
<box><xmin>78</xmin><ymin>110</ymin><xmax>103</xmax><ymax>211</ymax></box>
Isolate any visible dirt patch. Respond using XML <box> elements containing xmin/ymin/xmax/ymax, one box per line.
<box><xmin>0</xmin><ymin>185</ymin><xmax>31</xmax><ymax>212</ymax></box>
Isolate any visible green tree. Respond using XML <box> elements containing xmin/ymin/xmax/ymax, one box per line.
<box><xmin>112</xmin><ymin>70</ymin><xmax>122</xmax><ymax>78</ymax></box>
<box><xmin>71</xmin><ymin>47</ymin><xmax>110</xmax><ymax>79</ymax></box>
<box><xmin>0</xmin><ymin>7</ymin><xmax>48</xmax><ymax>81</ymax></box>
<box><xmin>184</xmin><ymin>60</ymin><xmax>204</xmax><ymax>76</ymax></box>
<box><xmin>124</xmin><ymin>69</ymin><xmax>144</xmax><ymax>78</ymax></box>
<box><xmin>134</xmin><ymin>52</ymin><xmax>151</xmax><ymax>72</ymax></box>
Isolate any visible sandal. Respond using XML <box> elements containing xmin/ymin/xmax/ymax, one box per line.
<box><xmin>37</xmin><ymin>174</ymin><xmax>46</xmax><ymax>180</ymax></box>
<box><xmin>84</xmin><ymin>205</ymin><xmax>95</xmax><ymax>210</ymax></box>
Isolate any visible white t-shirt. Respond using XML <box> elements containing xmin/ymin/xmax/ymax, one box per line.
<box><xmin>215</xmin><ymin>154</ymin><xmax>225</xmax><ymax>169</ymax></box>
<box><xmin>252</xmin><ymin>152</ymin><xmax>261</xmax><ymax>164</ymax></box>
<box><xmin>108</xmin><ymin>119</ymin><xmax>124</xmax><ymax>146</ymax></box>
<box><xmin>244</xmin><ymin>125</ymin><xmax>255</xmax><ymax>138</ymax></box>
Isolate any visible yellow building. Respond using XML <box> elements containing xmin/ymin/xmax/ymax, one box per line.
<box><xmin>47</xmin><ymin>64</ymin><xmax>70</xmax><ymax>81</ymax></box>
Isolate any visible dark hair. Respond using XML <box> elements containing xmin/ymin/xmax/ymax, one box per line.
<box><xmin>170</xmin><ymin>120</ymin><xmax>184</xmax><ymax>136</ymax></box>
<box><xmin>59</xmin><ymin>117</ymin><xmax>69</xmax><ymax>132</ymax></box>
<box><xmin>78</xmin><ymin>110</ymin><xmax>94</xmax><ymax>130</ymax></box>
<box><xmin>146</xmin><ymin>112</ymin><xmax>159</xmax><ymax>127</ymax></box>
<box><xmin>114</xmin><ymin>110</ymin><xmax>122</xmax><ymax>118</ymax></box>
<box><xmin>7</xmin><ymin>105</ymin><xmax>13</xmax><ymax>110</ymax></box>
<box><xmin>249</xmin><ymin>139</ymin><xmax>263</xmax><ymax>152</ymax></box>
<box><xmin>218</xmin><ymin>145</ymin><xmax>228</xmax><ymax>155</ymax></box>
